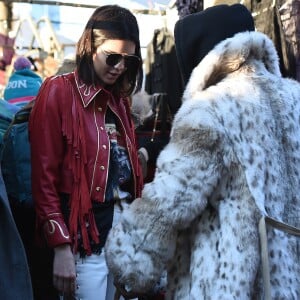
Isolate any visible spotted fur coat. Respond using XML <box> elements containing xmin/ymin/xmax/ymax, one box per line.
<box><xmin>105</xmin><ymin>31</ymin><xmax>300</xmax><ymax>299</ymax></box>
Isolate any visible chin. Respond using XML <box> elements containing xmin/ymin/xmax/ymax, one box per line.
<box><xmin>104</xmin><ymin>78</ymin><xmax>117</xmax><ymax>86</ymax></box>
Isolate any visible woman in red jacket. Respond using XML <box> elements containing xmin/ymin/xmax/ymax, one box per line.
<box><xmin>29</xmin><ymin>5</ymin><xmax>143</xmax><ymax>299</ymax></box>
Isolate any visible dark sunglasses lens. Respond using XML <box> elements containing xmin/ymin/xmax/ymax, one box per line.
<box><xmin>106</xmin><ymin>54</ymin><xmax>122</xmax><ymax>67</ymax></box>
<box><xmin>124</xmin><ymin>56</ymin><xmax>140</xmax><ymax>68</ymax></box>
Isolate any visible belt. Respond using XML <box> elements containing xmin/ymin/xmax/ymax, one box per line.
<box><xmin>259</xmin><ymin>216</ymin><xmax>300</xmax><ymax>300</ymax></box>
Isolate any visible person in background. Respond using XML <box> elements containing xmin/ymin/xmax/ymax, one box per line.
<box><xmin>0</xmin><ymin>167</ymin><xmax>33</xmax><ymax>299</ymax></box>
<box><xmin>1</xmin><ymin>55</ymin><xmax>81</xmax><ymax>300</ymax></box>
<box><xmin>105</xmin><ymin>4</ymin><xmax>300</xmax><ymax>299</ymax></box>
<box><xmin>4</xmin><ymin>56</ymin><xmax>42</xmax><ymax>109</ymax></box>
<box><xmin>0</xmin><ymin>55</ymin><xmax>40</xmax><ymax>149</ymax></box>
<box><xmin>1</xmin><ymin>59</ymin><xmax>57</xmax><ymax>300</ymax></box>
<box><xmin>29</xmin><ymin>5</ymin><xmax>143</xmax><ymax>300</ymax></box>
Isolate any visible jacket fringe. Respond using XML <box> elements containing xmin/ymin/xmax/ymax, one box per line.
<box><xmin>62</xmin><ymin>76</ymin><xmax>99</xmax><ymax>255</ymax></box>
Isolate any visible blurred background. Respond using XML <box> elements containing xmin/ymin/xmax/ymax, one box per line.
<box><xmin>0</xmin><ymin>0</ymin><xmax>299</xmax><ymax>95</ymax></box>
<box><xmin>0</xmin><ymin>0</ymin><xmax>178</xmax><ymax>85</ymax></box>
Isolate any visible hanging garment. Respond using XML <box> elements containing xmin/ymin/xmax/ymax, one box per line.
<box><xmin>202</xmin><ymin>1</ymin><xmax>297</xmax><ymax>80</ymax></box>
<box><xmin>279</xmin><ymin>0</ymin><xmax>300</xmax><ymax>82</ymax></box>
<box><xmin>135</xmin><ymin>93</ymin><xmax>172</xmax><ymax>183</ymax></box>
<box><xmin>175</xmin><ymin>0</ymin><xmax>203</xmax><ymax>18</ymax></box>
<box><xmin>246</xmin><ymin>0</ymin><xmax>296</xmax><ymax>79</ymax></box>
<box><xmin>144</xmin><ymin>27</ymin><xmax>184</xmax><ymax>117</ymax></box>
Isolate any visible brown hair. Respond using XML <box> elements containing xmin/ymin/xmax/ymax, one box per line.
<box><xmin>76</xmin><ymin>5</ymin><xmax>143</xmax><ymax>97</ymax></box>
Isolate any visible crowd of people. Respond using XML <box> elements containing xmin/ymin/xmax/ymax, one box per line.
<box><xmin>0</xmin><ymin>3</ymin><xmax>299</xmax><ymax>300</ymax></box>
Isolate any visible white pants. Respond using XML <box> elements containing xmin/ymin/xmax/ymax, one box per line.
<box><xmin>74</xmin><ymin>252</ymin><xmax>115</xmax><ymax>300</ymax></box>
<box><xmin>62</xmin><ymin>204</ymin><xmax>125</xmax><ymax>300</ymax></box>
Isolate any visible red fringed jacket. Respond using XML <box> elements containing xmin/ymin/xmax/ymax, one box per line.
<box><xmin>29</xmin><ymin>71</ymin><xmax>143</xmax><ymax>254</ymax></box>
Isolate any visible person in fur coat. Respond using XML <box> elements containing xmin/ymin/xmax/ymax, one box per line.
<box><xmin>105</xmin><ymin>4</ymin><xmax>300</xmax><ymax>299</ymax></box>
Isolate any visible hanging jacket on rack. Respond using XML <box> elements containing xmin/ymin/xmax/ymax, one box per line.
<box><xmin>144</xmin><ymin>27</ymin><xmax>184</xmax><ymax>117</ymax></box>
<box><xmin>203</xmin><ymin>1</ymin><xmax>296</xmax><ymax>80</ymax></box>
<box><xmin>279</xmin><ymin>0</ymin><xmax>300</xmax><ymax>82</ymax></box>
<box><xmin>243</xmin><ymin>0</ymin><xmax>296</xmax><ymax>79</ymax></box>
<box><xmin>175</xmin><ymin>0</ymin><xmax>203</xmax><ymax>18</ymax></box>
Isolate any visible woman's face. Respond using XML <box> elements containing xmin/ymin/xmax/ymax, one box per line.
<box><xmin>93</xmin><ymin>39</ymin><xmax>136</xmax><ymax>86</ymax></box>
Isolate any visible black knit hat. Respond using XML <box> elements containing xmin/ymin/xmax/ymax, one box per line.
<box><xmin>174</xmin><ymin>4</ymin><xmax>255</xmax><ymax>85</ymax></box>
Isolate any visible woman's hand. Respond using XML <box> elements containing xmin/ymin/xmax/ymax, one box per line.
<box><xmin>53</xmin><ymin>244</ymin><xmax>76</xmax><ymax>296</ymax></box>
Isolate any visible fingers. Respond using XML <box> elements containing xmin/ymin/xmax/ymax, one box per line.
<box><xmin>53</xmin><ymin>244</ymin><xmax>76</xmax><ymax>296</ymax></box>
<box><xmin>53</xmin><ymin>274</ymin><xmax>76</xmax><ymax>296</ymax></box>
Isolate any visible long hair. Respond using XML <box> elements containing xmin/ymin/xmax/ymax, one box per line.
<box><xmin>76</xmin><ymin>5</ymin><xmax>143</xmax><ymax>97</ymax></box>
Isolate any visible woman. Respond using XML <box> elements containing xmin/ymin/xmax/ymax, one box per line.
<box><xmin>29</xmin><ymin>5</ymin><xmax>143</xmax><ymax>299</ymax></box>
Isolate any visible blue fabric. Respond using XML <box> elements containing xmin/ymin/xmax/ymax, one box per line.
<box><xmin>0</xmin><ymin>168</ymin><xmax>33</xmax><ymax>299</ymax></box>
<box><xmin>1</xmin><ymin>107</ymin><xmax>32</xmax><ymax>207</ymax></box>
<box><xmin>0</xmin><ymin>99</ymin><xmax>19</xmax><ymax>146</ymax></box>
<box><xmin>3</xmin><ymin>68</ymin><xmax>42</xmax><ymax>101</ymax></box>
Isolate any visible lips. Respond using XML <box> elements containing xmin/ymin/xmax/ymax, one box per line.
<box><xmin>106</xmin><ymin>71</ymin><xmax>121</xmax><ymax>82</ymax></box>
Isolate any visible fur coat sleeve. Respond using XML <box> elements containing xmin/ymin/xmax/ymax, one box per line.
<box><xmin>105</xmin><ymin>99</ymin><xmax>226</xmax><ymax>291</ymax></box>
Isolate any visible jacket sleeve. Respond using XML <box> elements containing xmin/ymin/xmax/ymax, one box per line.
<box><xmin>105</xmin><ymin>123</ymin><xmax>224</xmax><ymax>292</ymax></box>
<box><xmin>29</xmin><ymin>77</ymin><xmax>71</xmax><ymax>248</ymax></box>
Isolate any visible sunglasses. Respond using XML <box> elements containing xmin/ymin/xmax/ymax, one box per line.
<box><xmin>101</xmin><ymin>49</ymin><xmax>141</xmax><ymax>69</ymax></box>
